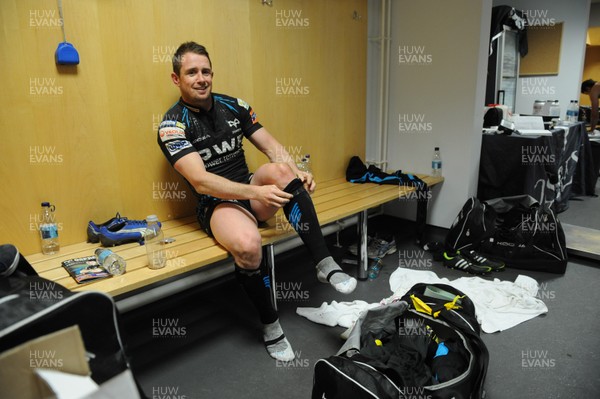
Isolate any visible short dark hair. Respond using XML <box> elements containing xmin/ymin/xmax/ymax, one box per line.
<box><xmin>172</xmin><ymin>42</ymin><xmax>212</xmax><ymax>76</ymax></box>
<box><xmin>581</xmin><ymin>79</ymin><xmax>596</xmax><ymax>94</ymax></box>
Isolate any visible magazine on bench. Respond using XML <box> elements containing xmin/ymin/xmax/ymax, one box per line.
<box><xmin>61</xmin><ymin>256</ymin><xmax>111</xmax><ymax>284</ymax></box>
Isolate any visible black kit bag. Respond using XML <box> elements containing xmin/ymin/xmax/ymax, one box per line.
<box><xmin>445</xmin><ymin>196</ymin><xmax>567</xmax><ymax>274</ymax></box>
<box><xmin>478</xmin><ymin>195</ymin><xmax>567</xmax><ymax>274</ymax></box>
<box><xmin>444</xmin><ymin>197</ymin><xmax>496</xmax><ymax>253</ymax></box>
<box><xmin>312</xmin><ymin>284</ymin><xmax>488</xmax><ymax>399</ymax></box>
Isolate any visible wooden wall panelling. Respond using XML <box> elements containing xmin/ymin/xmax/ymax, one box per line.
<box><xmin>0</xmin><ymin>0</ymin><xmax>367</xmax><ymax>255</ymax></box>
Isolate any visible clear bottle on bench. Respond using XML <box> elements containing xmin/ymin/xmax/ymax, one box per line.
<box><xmin>145</xmin><ymin>215</ymin><xmax>166</xmax><ymax>269</ymax></box>
<box><xmin>39</xmin><ymin>202</ymin><xmax>60</xmax><ymax>254</ymax></box>
<box><xmin>95</xmin><ymin>248</ymin><xmax>126</xmax><ymax>275</ymax></box>
<box><xmin>431</xmin><ymin>147</ymin><xmax>442</xmax><ymax>177</ymax></box>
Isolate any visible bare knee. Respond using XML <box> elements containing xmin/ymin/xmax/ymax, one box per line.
<box><xmin>230</xmin><ymin>231</ymin><xmax>262</xmax><ymax>269</ymax></box>
<box><xmin>261</xmin><ymin>163</ymin><xmax>296</xmax><ymax>187</ymax></box>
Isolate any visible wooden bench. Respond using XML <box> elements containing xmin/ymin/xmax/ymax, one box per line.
<box><xmin>27</xmin><ymin>175</ymin><xmax>443</xmax><ymax>312</ymax></box>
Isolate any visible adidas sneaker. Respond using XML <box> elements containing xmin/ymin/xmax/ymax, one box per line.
<box><xmin>443</xmin><ymin>251</ymin><xmax>492</xmax><ymax>275</ymax></box>
<box><xmin>460</xmin><ymin>249</ymin><xmax>505</xmax><ymax>272</ymax></box>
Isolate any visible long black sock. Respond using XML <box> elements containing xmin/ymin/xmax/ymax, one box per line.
<box><xmin>234</xmin><ymin>264</ymin><xmax>278</xmax><ymax>325</ymax></box>
<box><xmin>282</xmin><ymin>178</ymin><xmax>329</xmax><ymax>263</ymax></box>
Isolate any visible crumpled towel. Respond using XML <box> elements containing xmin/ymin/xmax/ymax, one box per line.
<box><xmin>383</xmin><ymin>268</ymin><xmax>548</xmax><ymax>333</ymax></box>
<box><xmin>296</xmin><ymin>268</ymin><xmax>549</xmax><ymax>334</ymax></box>
<box><xmin>296</xmin><ymin>300</ymin><xmax>380</xmax><ymax>328</ymax></box>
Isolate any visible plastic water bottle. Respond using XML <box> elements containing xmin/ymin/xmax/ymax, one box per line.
<box><xmin>549</xmin><ymin>100</ymin><xmax>561</xmax><ymax>117</ymax></box>
<box><xmin>566</xmin><ymin>100</ymin><xmax>579</xmax><ymax>122</ymax></box>
<box><xmin>145</xmin><ymin>215</ymin><xmax>166</xmax><ymax>269</ymax></box>
<box><xmin>431</xmin><ymin>147</ymin><xmax>442</xmax><ymax>177</ymax></box>
<box><xmin>39</xmin><ymin>202</ymin><xmax>60</xmax><ymax>254</ymax></box>
<box><xmin>368</xmin><ymin>258</ymin><xmax>383</xmax><ymax>280</ymax></box>
<box><xmin>94</xmin><ymin>248</ymin><xmax>126</xmax><ymax>275</ymax></box>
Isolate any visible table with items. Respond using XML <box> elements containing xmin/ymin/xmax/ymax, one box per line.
<box><xmin>477</xmin><ymin>122</ymin><xmax>597</xmax><ymax>213</ymax></box>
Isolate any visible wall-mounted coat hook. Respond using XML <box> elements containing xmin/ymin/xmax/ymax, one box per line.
<box><xmin>262</xmin><ymin>0</ymin><xmax>273</xmax><ymax>6</ymax></box>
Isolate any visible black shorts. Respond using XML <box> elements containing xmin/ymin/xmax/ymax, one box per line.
<box><xmin>195</xmin><ymin>174</ymin><xmax>257</xmax><ymax>237</ymax></box>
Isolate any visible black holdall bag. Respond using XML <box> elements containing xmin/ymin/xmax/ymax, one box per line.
<box><xmin>479</xmin><ymin>195</ymin><xmax>567</xmax><ymax>274</ymax></box>
<box><xmin>445</xmin><ymin>195</ymin><xmax>567</xmax><ymax>274</ymax></box>
<box><xmin>312</xmin><ymin>284</ymin><xmax>489</xmax><ymax>399</ymax></box>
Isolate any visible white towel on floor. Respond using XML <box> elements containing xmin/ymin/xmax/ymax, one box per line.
<box><xmin>295</xmin><ymin>300</ymin><xmax>380</xmax><ymax>328</ymax></box>
<box><xmin>296</xmin><ymin>268</ymin><xmax>548</xmax><ymax>334</ymax></box>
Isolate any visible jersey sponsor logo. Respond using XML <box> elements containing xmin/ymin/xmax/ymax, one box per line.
<box><xmin>227</xmin><ymin>118</ymin><xmax>241</xmax><ymax>128</ymax></box>
<box><xmin>159</xmin><ymin>120</ymin><xmax>187</xmax><ymax>130</ymax></box>
<box><xmin>165</xmin><ymin>140</ymin><xmax>192</xmax><ymax>156</ymax></box>
<box><xmin>250</xmin><ymin>109</ymin><xmax>258</xmax><ymax>124</ymax></box>
<box><xmin>159</xmin><ymin>126</ymin><xmax>186</xmax><ymax>142</ymax></box>
<box><xmin>237</xmin><ymin>98</ymin><xmax>250</xmax><ymax>110</ymax></box>
<box><xmin>198</xmin><ymin>134</ymin><xmax>243</xmax><ymax>161</ymax></box>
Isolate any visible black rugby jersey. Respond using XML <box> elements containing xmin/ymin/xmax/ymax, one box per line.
<box><xmin>157</xmin><ymin>94</ymin><xmax>263</xmax><ymax>185</ymax></box>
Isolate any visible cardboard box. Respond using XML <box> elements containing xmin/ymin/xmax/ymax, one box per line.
<box><xmin>0</xmin><ymin>325</ymin><xmax>90</xmax><ymax>399</ymax></box>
